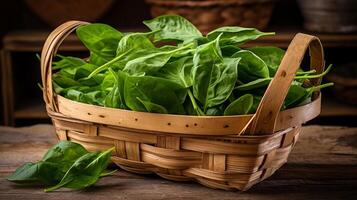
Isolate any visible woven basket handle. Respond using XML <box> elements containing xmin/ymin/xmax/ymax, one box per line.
<box><xmin>41</xmin><ymin>21</ymin><xmax>89</xmax><ymax>111</ymax></box>
<box><xmin>248</xmin><ymin>33</ymin><xmax>325</xmax><ymax>135</ymax></box>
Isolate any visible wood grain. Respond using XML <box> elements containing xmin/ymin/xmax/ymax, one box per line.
<box><xmin>0</xmin><ymin>125</ymin><xmax>356</xmax><ymax>199</ymax></box>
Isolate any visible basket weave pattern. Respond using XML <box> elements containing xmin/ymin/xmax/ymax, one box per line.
<box><xmin>41</xmin><ymin>21</ymin><xmax>325</xmax><ymax>190</ymax></box>
<box><xmin>51</xmin><ymin>115</ymin><xmax>300</xmax><ymax>190</ymax></box>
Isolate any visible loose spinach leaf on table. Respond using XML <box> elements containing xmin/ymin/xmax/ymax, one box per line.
<box><xmin>7</xmin><ymin>141</ymin><xmax>88</xmax><ymax>185</ymax></box>
<box><xmin>8</xmin><ymin>141</ymin><xmax>116</xmax><ymax>192</ymax></box>
<box><xmin>45</xmin><ymin>147</ymin><xmax>114</xmax><ymax>192</ymax></box>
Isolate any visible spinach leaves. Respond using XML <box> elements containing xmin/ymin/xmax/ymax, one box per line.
<box><xmin>143</xmin><ymin>15</ymin><xmax>202</xmax><ymax>42</ymax></box>
<box><xmin>7</xmin><ymin>141</ymin><xmax>115</xmax><ymax>192</ymax></box>
<box><xmin>51</xmin><ymin>14</ymin><xmax>332</xmax><ymax>116</ymax></box>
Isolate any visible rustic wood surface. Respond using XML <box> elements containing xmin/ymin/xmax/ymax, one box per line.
<box><xmin>0</xmin><ymin>124</ymin><xmax>356</xmax><ymax>199</ymax></box>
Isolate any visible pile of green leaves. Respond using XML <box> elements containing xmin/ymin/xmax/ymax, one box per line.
<box><xmin>52</xmin><ymin>15</ymin><xmax>332</xmax><ymax>116</ymax></box>
<box><xmin>7</xmin><ymin>141</ymin><xmax>115</xmax><ymax>192</ymax></box>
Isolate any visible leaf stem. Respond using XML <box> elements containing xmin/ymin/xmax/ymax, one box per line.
<box><xmin>88</xmin><ymin>49</ymin><xmax>133</xmax><ymax>78</ymax></box>
<box><xmin>187</xmin><ymin>89</ymin><xmax>205</xmax><ymax>116</ymax></box>
<box><xmin>100</xmin><ymin>169</ymin><xmax>118</xmax><ymax>177</ymax></box>
<box><xmin>294</xmin><ymin>64</ymin><xmax>333</xmax><ymax>80</ymax></box>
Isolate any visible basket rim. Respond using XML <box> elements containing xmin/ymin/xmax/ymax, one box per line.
<box><xmin>48</xmin><ymin>94</ymin><xmax>321</xmax><ymax>136</ymax></box>
<box><xmin>54</xmin><ymin>93</ymin><xmax>320</xmax><ymax>119</ymax></box>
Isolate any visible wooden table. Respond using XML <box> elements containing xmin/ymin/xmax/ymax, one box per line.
<box><xmin>0</xmin><ymin>125</ymin><xmax>356</xmax><ymax>199</ymax></box>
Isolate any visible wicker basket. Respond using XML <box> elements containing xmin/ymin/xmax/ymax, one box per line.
<box><xmin>145</xmin><ymin>0</ymin><xmax>275</xmax><ymax>33</ymax></box>
<box><xmin>40</xmin><ymin>21</ymin><xmax>325</xmax><ymax>191</ymax></box>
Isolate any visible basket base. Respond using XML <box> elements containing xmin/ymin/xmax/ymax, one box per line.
<box><xmin>52</xmin><ymin>117</ymin><xmax>300</xmax><ymax>190</ymax></box>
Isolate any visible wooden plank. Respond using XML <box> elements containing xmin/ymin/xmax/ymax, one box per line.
<box><xmin>0</xmin><ymin>125</ymin><xmax>356</xmax><ymax>199</ymax></box>
<box><xmin>1</xmin><ymin>50</ymin><xmax>14</xmax><ymax>126</ymax></box>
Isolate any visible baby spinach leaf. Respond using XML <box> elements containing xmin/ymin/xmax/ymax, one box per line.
<box><xmin>192</xmin><ymin>36</ymin><xmax>239</xmax><ymax>111</ymax></box>
<box><xmin>7</xmin><ymin>141</ymin><xmax>88</xmax><ymax>185</ymax></box>
<box><xmin>143</xmin><ymin>15</ymin><xmax>202</xmax><ymax>42</ymax></box>
<box><xmin>284</xmin><ymin>82</ymin><xmax>334</xmax><ymax>108</ymax></box>
<box><xmin>60</xmin><ymin>63</ymin><xmax>98</xmax><ymax>80</ymax></box>
<box><xmin>124</xmin><ymin>75</ymin><xmax>185</xmax><ymax>114</ymax></box>
<box><xmin>123</xmin><ymin>43</ymin><xmax>193</xmax><ymax>75</ymax></box>
<box><xmin>206</xmin><ymin>105</ymin><xmax>224</xmax><ymax>116</ymax></box>
<box><xmin>42</xmin><ymin>141</ymin><xmax>88</xmax><ymax>163</ymax></box>
<box><xmin>248</xmin><ymin>46</ymin><xmax>285</xmax><ymax>76</ymax></box>
<box><xmin>44</xmin><ymin>147</ymin><xmax>114</xmax><ymax>192</ymax></box>
<box><xmin>235</xmin><ymin>78</ymin><xmax>271</xmax><ymax>91</ymax></box>
<box><xmin>77</xmin><ymin>74</ymin><xmax>105</xmax><ymax>86</ymax></box>
<box><xmin>89</xmin><ymin>52</ymin><xmax>108</xmax><ymax>66</ymax></box>
<box><xmin>207</xmin><ymin>26</ymin><xmax>274</xmax><ymax>46</ymax></box>
<box><xmin>76</xmin><ymin>23</ymin><xmax>123</xmax><ymax>61</ymax></box>
<box><xmin>103</xmin><ymin>68</ymin><xmax>126</xmax><ymax>108</ymax></box>
<box><xmin>221</xmin><ymin>45</ymin><xmax>241</xmax><ymax>57</ymax></box>
<box><xmin>53</xmin><ymin>55</ymin><xmax>86</xmax><ymax>70</ymax></box>
<box><xmin>224</xmin><ymin>94</ymin><xmax>253</xmax><ymax>115</ymax></box>
<box><xmin>232</xmin><ymin>50</ymin><xmax>269</xmax><ymax>83</ymax></box>
<box><xmin>137</xmin><ymin>97</ymin><xmax>168</xmax><ymax>114</ymax></box>
<box><xmin>82</xmin><ymin>91</ymin><xmax>105</xmax><ymax>106</ymax></box>
<box><xmin>154</xmin><ymin>56</ymin><xmax>193</xmax><ymax>87</ymax></box>
<box><xmin>53</xmin><ymin>74</ymin><xmax>81</xmax><ymax>88</ymax></box>
<box><xmin>88</xmin><ymin>33</ymin><xmax>157</xmax><ymax>77</ymax></box>
<box><xmin>66</xmin><ymin>89</ymin><xmax>83</xmax><ymax>102</ymax></box>
<box><xmin>249</xmin><ymin>95</ymin><xmax>262</xmax><ymax>114</ymax></box>
<box><xmin>7</xmin><ymin>162</ymin><xmax>43</xmax><ymax>184</ymax></box>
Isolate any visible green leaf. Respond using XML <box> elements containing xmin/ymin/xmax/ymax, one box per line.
<box><xmin>207</xmin><ymin>26</ymin><xmax>274</xmax><ymax>46</ymax></box>
<box><xmin>221</xmin><ymin>45</ymin><xmax>241</xmax><ymax>57</ymax></box>
<box><xmin>232</xmin><ymin>50</ymin><xmax>269</xmax><ymax>83</ymax></box>
<box><xmin>143</xmin><ymin>15</ymin><xmax>202</xmax><ymax>42</ymax></box>
<box><xmin>53</xmin><ymin>73</ymin><xmax>81</xmax><ymax>88</ymax></box>
<box><xmin>44</xmin><ymin>147</ymin><xmax>114</xmax><ymax>192</ymax></box>
<box><xmin>88</xmin><ymin>33</ymin><xmax>157</xmax><ymax>77</ymax></box>
<box><xmin>82</xmin><ymin>91</ymin><xmax>105</xmax><ymax>106</ymax></box>
<box><xmin>137</xmin><ymin>97</ymin><xmax>168</xmax><ymax>114</ymax></box>
<box><xmin>103</xmin><ymin>69</ymin><xmax>126</xmax><ymax>108</ymax></box>
<box><xmin>66</xmin><ymin>89</ymin><xmax>83</xmax><ymax>102</ymax></box>
<box><xmin>124</xmin><ymin>75</ymin><xmax>185</xmax><ymax>114</ymax></box>
<box><xmin>206</xmin><ymin>106</ymin><xmax>224</xmax><ymax>116</ymax></box>
<box><xmin>249</xmin><ymin>95</ymin><xmax>262</xmax><ymax>114</ymax></box>
<box><xmin>192</xmin><ymin>36</ymin><xmax>239</xmax><ymax>110</ymax></box>
<box><xmin>235</xmin><ymin>78</ymin><xmax>271</xmax><ymax>91</ymax></box>
<box><xmin>7</xmin><ymin>162</ymin><xmax>42</xmax><ymax>184</ymax></box>
<box><xmin>155</xmin><ymin>56</ymin><xmax>193</xmax><ymax>87</ymax></box>
<box><xmin>224</xmin><ymin>94</ymin><xmax>253</xmax><ymax>115</ymax></box>
<box><xmin>7</xmin><ymin>141</ymin><xmax>88</xmax><ymax>185</ymax></box>
<box><xmin>123</xmin><ymin>43</ymin><xmax>193</xmax><ymax>75</ymax></box>
<box><xmin>76</xmin><ymin>23</ymin><xmax>123</xmax><ymax>61</ymax></box>
<box><xmin>248</xmin><ymin>46</ymin><xmax>285</xmax><ymax>76</ymax></box>
<box><xmin>53</xmin><ymin>55</ymin><xmax>86</xmax><ymax>70</ymax></box>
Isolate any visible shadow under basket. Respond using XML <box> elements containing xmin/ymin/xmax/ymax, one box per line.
<box><xmin>145</xmin><ymin>0</ymin><xmax>275</xmax><ymax>33</ymax></box>
<box><xmin>41</xmin><ymin>21</ymin><xmax>326</xmax><ymax>191</ymax></box>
